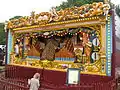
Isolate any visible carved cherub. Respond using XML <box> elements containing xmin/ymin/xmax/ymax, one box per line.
<box><xmin>103</xmin><ymin>3</ymin><xmax>110</xmax><ymax>20</ymax></box>
<box><xmin>50</xmin><ymin>7</ymin><xmax>58</xmax><ymax>17</ymax></box>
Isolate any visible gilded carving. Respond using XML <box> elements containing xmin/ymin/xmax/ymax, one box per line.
<box><xmin>7</xmin><ymin>2</ymin><xmax>110</xmax><ymax>29</ymax></box>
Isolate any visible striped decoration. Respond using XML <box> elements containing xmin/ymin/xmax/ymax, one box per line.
<box><xmin>106</xmin><ymin>15</ymin><xmax>112</xmax><ymax>76</ymax></box>
<box><xmin>7</xmin><ymin>30</ymin><xmax>13</xmax><ymax>64</ymax></box>
<box><xmin>55</xmin><ymin>58</ymin><xmax>75</xmax><ymax>61</ymax></box>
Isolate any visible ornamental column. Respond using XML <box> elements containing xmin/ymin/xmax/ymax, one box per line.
<box><xmin>100</xmin><ymin>23</ymin><xmax>106</xmax><ymax>54</ymax></box>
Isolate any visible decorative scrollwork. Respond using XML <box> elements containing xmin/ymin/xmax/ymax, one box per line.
<box><xmin>7</xmin><ymin>2</ymin><xmax>110</xmax><ymax>29</ymax></box>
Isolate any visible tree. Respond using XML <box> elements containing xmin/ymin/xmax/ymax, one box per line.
<box><xmin>56</xmin><ymin>0</ymin><xmax>104</xmax><ymax>10</ymax></box>
<box><xmin>116</xmin><ymin>5</ymin><xmax>120</xmax><ymax>17</ymax></box>
<box><xmin>0</xmin><ymin>23</ymin><xmax>5</xmax><ymax>45</ymax></box>
<box><xmin>115</xmin><ymin>5</ymin><xmax>120</xmax><ymax>39</ymax></box>
<box><xmin>9</xmin><ymin>16</ymin><xmax>23</xmax><ymax>20</ymax></box>
<box><xmin>0</xmin><ymin>16</ymin><xmax>23</xmax><ymax>45</ymax></box>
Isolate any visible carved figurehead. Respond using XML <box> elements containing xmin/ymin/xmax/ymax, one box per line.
<box><xmin>50</xmin><ymin>7</ymin><xmax>58</xmax><ymax>17</ymax></box>
<box><xmin>103</xmin><ymin>3</ymin><xmax>110</xmax><ymax>20</ymax></box>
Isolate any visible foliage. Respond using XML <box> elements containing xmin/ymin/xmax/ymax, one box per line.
<box><xmin>0</xmin><ymin>16</ymin><xmax>23</xmax><ymax>45</ymax></box>
<box><xmin>9</xmin><ymin>16</ymin><xmax>23</xmax><ymax>20</ymax></box>
<box><xmin>0</xmin><ymin>23</ymin><xmax>5</xmax><ymax>45</ymax></box>
<box><xmin>116</xmin><ymin>5</ymin><xmax>120</xmax><ymax>17</ymax></box>
<box><xmin>56</xmin><ymin>0</ymin><xmax>104</xmax><ymax>11</ymax></box>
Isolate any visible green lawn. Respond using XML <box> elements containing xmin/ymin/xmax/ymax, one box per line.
<box><xmin>0</xmin><ymin>66</ymin><xmax>5</xmax><ymax>70</ymax></box>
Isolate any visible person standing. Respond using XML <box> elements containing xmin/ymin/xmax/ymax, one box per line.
<box><xmin>28</xmin><ymin>73</ymin><xmax>40</xmax><ymax>90</ymax></box>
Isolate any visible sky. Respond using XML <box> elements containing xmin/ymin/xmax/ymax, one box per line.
<box><xmin>0</xmin><ymin>0</ymin><xmax>119</xmax><ymax>22</ymax></box>
<box><xmin>111</xmin><ymin>0</ymin><xmax>120</xmax><ymax>5</ymax></box>
<box><xmin>0</xmin><ymin>0</ymin><xmax>67</xmax><ymax>22</ymax></box>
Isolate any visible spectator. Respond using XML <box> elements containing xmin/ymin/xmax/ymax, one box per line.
<box><xmin>28</xmin><ymin>73</ymin><xmax>40</xmax><ymax>90</ymax></box>
<box><xmin>0</xmin><ymin>48</ymin><xmax>4</xmax><ymax>65</ymax></box>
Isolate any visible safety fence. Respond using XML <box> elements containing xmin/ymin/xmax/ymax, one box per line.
<box><xmin>0</xmin><ymin>79</ymin><xmax>28</xmax><ymax>90</ymax></box>
<box><xmin>118</xmin><ymin>77</ymin><xmax>120</xmax><ymax>83</ymax></box>
<box><xmin>0</xmin><ymin>78</ymin><xmax>117</xmax><ymax>90</ymax></box>
<box><xmin>0</xmin><ymin>77</ymin><xmax>96</xmax><ymax>90</ymax></box>
<box><xmin>1</xmin><ymin>65</ymin><xmax>117</xmax><ymax>90</ymax></box>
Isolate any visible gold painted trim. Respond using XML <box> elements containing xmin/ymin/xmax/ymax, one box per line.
<box><xmin>13</xmin><ymin>16</ymin><xmax>106</xmax><ymax>33</ymax></box>
<box><xmin>9</xmin><ymin>64</ymin><xmax>106</xmax><ymax>76</ymax></box>
<box><xmin>13</xmin><ymin>16</ymin><xmax>101</xmax><ymax>31</ymax></box>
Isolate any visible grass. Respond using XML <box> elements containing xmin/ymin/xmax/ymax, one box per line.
<box><xmin>0</xmin><ymin>66</ymin><xmax>5</xmax><ymax>70</ymax></box>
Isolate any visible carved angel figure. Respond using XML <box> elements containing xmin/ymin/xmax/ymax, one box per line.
<box><xmin>103</xmin><ymin>3</ymin><xmax>110</xmax><ymax>20</ymax></box>
<box><xmin>50</xmin><ymin>7</ymin><xmax>58</xmax><ymax>17</ymax></box>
